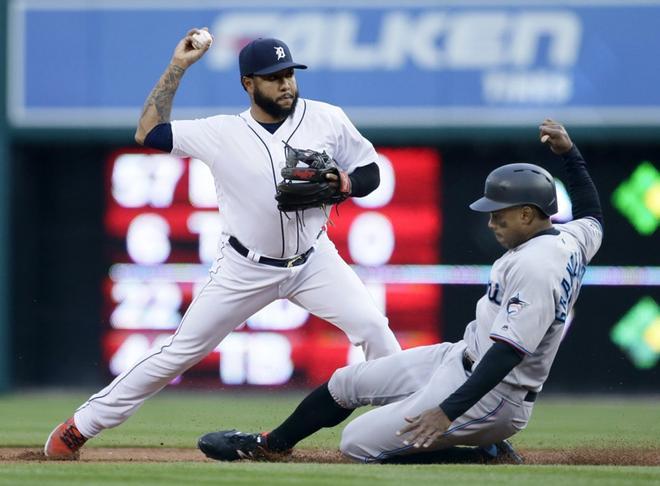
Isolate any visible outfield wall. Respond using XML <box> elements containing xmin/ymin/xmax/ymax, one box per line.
<box><xmin>2</xmin><ymin>1</ymin><xmax>658</xmax><ymax>392</ymax></box>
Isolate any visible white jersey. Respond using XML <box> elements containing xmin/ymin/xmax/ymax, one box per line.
<box><xmin>463</xmin><ymin>217</ymin><xmax>603</xmax><ymax>391</ymax></box>
<box><xmin>170</xmin><ymin>98</ymin><xmax>377</xmax><ymax>258</ymax></box>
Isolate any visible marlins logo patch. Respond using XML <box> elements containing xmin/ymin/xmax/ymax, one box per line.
<box><xmin>506</xmin><ymin>294</ymin><xmax>528</xmax><ymax>316</ymax></box>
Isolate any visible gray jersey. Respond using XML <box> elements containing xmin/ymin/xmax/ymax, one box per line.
<box><xmin>463</xmin><ymin>217</ymin><xmax>603</xmax><ymax>391</ymax></box>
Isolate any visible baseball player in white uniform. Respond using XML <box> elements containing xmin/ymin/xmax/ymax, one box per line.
<box><xmin>44</xmin><ymin>28</ymin><xmax>400</xmax><ymax>459</ymax></box>
<box><xmin>197</xmin><ymin>120</ymin><xmax>604</xmax><ymax>464</ymax></box>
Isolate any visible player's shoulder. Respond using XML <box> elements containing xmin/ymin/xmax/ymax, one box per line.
<box><xmin>206</xmin><ymin>112</ymin><xmax>261</xmax><ymax>132</ymax></box>
<box><xmin>509</xmin><ymin>234</ymin><xmax>565</xmax><ymax>274</ymax></box>
<box><xmin>555</xmin><ymin>217</ymin><xmax>603</xmax><ymax>240</ymax></box>
<box><xmin>302</xmin><ymin>98</ymin><xmax>345</xmax><ymax>117</ymax></box>
<box><xmin>218</xmin><ymin>111</ymin><xmax>250</xmax><ymax>125</ymax></box>
<box><xmin>556</xmin><ymin>217</ymin><xmax>604</xmax><ymax>262</ymax></box>
<box><xmin>173</xmin><ymin>113</ymin><xmax>232</xmax><ymax>127</ymax></box>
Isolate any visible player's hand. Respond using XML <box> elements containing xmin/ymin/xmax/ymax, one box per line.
<box><xmin>325</xmin><ymin>170</ymin><xmax>352</xmax><ymax>195</ymax></box>
<box><xmin>396</xmin><ymin>407</ymin><xmax>452</xmax><ymax>448</ymax></box>
<box><xmin>539</xmin><ymin>119</ymin><xmax>573</xmax><ymax>155</ymax></box>
<box><xmin>171</xmin><ymin>28</ymin><xmax>212</xmax><ymax>70</ymax></box>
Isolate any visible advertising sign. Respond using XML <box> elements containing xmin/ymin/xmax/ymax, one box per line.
<box><xmin>8</xmin><ymin>1</ymin><xmax>660</xmax><ymax>128</ymax></box>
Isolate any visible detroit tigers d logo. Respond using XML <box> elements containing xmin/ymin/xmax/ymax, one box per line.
<box><xmin>274</xmin><ymin>46</ymin><xmax>286</xmax><ymax>60</ymax></box>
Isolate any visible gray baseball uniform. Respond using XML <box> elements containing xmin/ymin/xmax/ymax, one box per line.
<box><xmin>329</xmin><ymin>217</ymin><xmax>602</xmax><ymax>462</ymax></box>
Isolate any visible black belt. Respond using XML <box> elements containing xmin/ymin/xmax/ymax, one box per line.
<box><xmin>228</xmin><ymin>236</ymin><xmax>314</xmax><ymax>268</ymax></box>
<box><xmin>462</xmin><ymin>351</ymin><xmax>537</xmax><ymax>403</ymax></box>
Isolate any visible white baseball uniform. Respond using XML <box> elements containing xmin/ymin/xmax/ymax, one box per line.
<box><xmin>73</xmin><ymin>98</ymin><xmax>401</xmax><ymax>439</ymax></box>
<box><xmin>329</xmin><ymin>217</ymin><xmax>602</xmax><ymax>462</ymax></box>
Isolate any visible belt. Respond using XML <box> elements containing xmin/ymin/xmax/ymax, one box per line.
<box><xmin>228</xmin><ymin>236</ymin><xmax>314</xmax><ymax>268</ymax></box>
<box><xmin>462</xmin><ymin>350</ymin><xmax>537</xmax><ymax>403</ymax></box>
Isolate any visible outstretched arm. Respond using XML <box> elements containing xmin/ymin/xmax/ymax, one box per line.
<box><xmin>135</xmin><ymin>28</ymin><xmax>212</xmax><ymax>145</ymax></box>
<box><xmin>539</xmin><ymin>119</ymin><xmax>603</xmax><ymax>226</ymax></box>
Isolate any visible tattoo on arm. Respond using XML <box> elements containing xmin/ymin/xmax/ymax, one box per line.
<box><xmin>141</xmin><ymin>64</ymin><xmax>186</xmax><ymax>123</ymax></box>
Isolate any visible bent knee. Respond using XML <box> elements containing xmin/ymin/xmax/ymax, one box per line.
<box><xmin>360</xmin><ymin>323</ymin><xmax>401</xmax><ymax>359</ymax></box>
<box><xmin>339</xmin><ymin>424</ymin><xmax>365</xmax><ymax>462</ymax></box>
<box><xmin>328</xmin><ymin>366</ymin><xmax>357</xmax><ymax>409</ymax></box>
<box><xmin>361</xmin><ymin>313</ymin><xmax>389</xmax><ymax>333</ymax></box>
<box><xmin>339</xmin><ymin>420</ymin><xmax>390</xmax><ymax>463</ymax></box>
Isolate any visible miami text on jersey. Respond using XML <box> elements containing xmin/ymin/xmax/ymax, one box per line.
<box><xmin>556</xmin><ymin>251</ymin><xmax>586</xmax><ymax>322</ymax></box>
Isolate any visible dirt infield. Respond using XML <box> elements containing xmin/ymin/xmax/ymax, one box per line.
<box><xmin>1</xmin><ymin>447</ymin><xmax>659</xmax><ymax>466</ymax></box>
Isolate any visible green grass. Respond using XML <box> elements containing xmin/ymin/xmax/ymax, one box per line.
<box><xmin>1</xmin><ymin>463</ymin><xmax>659</xmax><ymax>486</ymax></box>
<box><xmin>1</xmin><ymin>391</ymin><xmax>658</xmax><ymax>449</ymax></box>
<box><xmin>0</xmin><ymin>391</ymin><xmax>337</xmax><ymax>449</ymax></box>
<box><xmin>514</xmin><ymin>397</ymin><xmax>660</xmax><ymax>449</ymax></box>
<box><xmin>1</xmin><ymin>391</ymin><xmax>659</xmax><ymax>485</ymax></box>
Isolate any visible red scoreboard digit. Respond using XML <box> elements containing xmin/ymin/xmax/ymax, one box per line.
<box><xmin>103</xmin><ymin>147</ymin><xmax>443</xmax><ymax>386</ymax></box>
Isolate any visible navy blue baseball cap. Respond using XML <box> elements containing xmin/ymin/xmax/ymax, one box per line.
<box><xmin>239</xmin><ymin>38</ymin><xmax>307</xmax><ymax>76</ymax></box>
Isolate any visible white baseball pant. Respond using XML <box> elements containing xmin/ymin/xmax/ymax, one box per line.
<box><xmin>74</xmin><ymin>234</ymin><xmax>400</xmax><ymax>438</ymax></box>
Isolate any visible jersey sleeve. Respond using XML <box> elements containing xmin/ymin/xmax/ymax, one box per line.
<box><xmin>489</xmin><ymin>263</ymin><xmax>557</xmax><ymax>356</ymax></box>
<box><xmin>170</xmin><ymin>116</ymin><xmax>223</xmax><ymax>166</ymax></box>
<box><xmin>556</xmin><ymin>217</ymin><xmax>603</xmax><ymax>263</ymax></box>
<box><xmin>331</xmin><ymin>107</ymin><xmax>378</xmax><ymax>173</ymax></box>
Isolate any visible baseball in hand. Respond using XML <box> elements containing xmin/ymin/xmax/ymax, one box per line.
<box><xmin>191</xmin><ymin>30</ymin><xmax>213</xmax><ymax>50</ymax></box>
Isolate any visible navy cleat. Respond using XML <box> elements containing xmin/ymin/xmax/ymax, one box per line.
<box><xmin>198</xmin><ymin>429</ymin><xmax>280</xmax><ymax>461</ymax></box>
<box><xmin>479</xmin><ymin>439</ymin><xmax>524</xmax><ymax>464</ymax></box>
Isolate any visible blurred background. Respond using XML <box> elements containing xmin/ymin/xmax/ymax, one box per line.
<box><xmin>0</xmin><ymin>0</ymin><xmax>658</xmax><ymax>395</ymax></box>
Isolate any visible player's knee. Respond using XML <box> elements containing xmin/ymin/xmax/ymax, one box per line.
<box><xmin>360</xmin><ymin>322</ymin><xmax>401</xmax><ymax>359</ymax></box>
<box><xmin>328</xmin><ymin>363</ymin><xmax>378</xmax><ymax>409</ymax></box>
<box><xmin>339</xmin><ymin>424</ymin><xmax>364</xmax><ymax>461</ymax></box>
<box><xmin>362</xmin><ymin>312</ymin><xmax>389</xmax><ymax>332</ymax></box>
<box><xmin>327</xmin><ymin>366</ymin><xmax>356</xmax><ymax>409</ymax></box>
<box><xmin>338</xmin><ymin>436</ymin><xmax>356</xmax><ymax>460</ymax></box>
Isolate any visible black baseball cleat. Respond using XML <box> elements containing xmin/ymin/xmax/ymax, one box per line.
<box><xmin>198</xmin><ymin>429</ymin><xmax>273</xmax><ymax>461</ymax></box>
<box><xmin>479</xmin><ymin>439</ymin><xmax>524</xmax><ymax>464</ymax></box>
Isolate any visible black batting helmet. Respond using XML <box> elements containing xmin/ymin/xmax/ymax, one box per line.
<box><xmin>469</xmin><ymin>163</ymin><xmax>558</xmax><ymax>216</ymax></box>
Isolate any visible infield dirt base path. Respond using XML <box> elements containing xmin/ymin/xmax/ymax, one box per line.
<box><xmin>1</xmin><ymin>447</ymin><xmax>659</xmax><ymax>466</ymax></box>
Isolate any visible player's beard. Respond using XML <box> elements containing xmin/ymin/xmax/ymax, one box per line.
<box><xmin>253</xmin><ymin>86</ymin><xmax>299</xmax><ymax>120</ymax></box>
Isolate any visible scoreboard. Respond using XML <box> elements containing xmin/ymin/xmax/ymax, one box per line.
<box><xmin>103</xmin><ymin>148</ymin><xmax>443</xmax><ymax>386</ymax></box>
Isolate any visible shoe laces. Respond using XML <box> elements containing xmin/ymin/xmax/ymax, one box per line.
<box><xmin>227</xmin><ymin>431</ymin><xmax>264</xmax><ymax>452</ymax></box>
<box><xmin>61</xmin><ymin>423</ymin><xmax>87</xmax><ymax>451</ymax></box>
